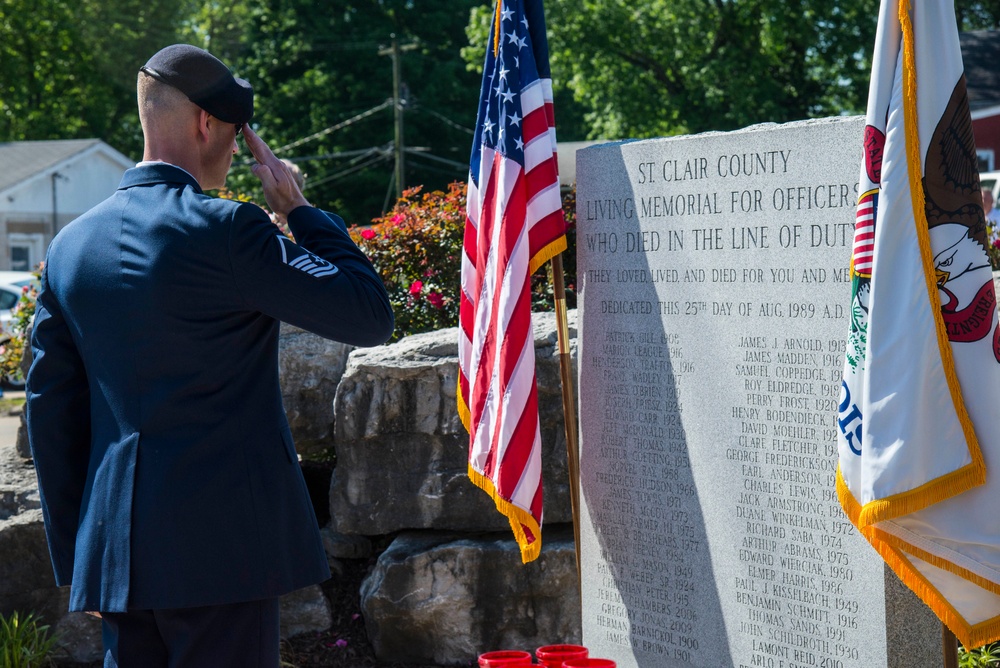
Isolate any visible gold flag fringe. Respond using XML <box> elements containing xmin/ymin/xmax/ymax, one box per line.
<box><xmin>838</xmin><ymin>467</ymin><xmax>1000</xmax><ymax>648</ymax></box>
<box><xmin>468</xmin><ymin>465</ymin><xmax>542</xmax><ymax>563</ymax></box>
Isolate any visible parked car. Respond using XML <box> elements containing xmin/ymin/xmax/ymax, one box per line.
<box><xmin>0</xmin><ymin>271</ymin><xmax>37</xmax><ymax>329</ymax></box>
<box><xmin>0</xmin><ymin>271</ymin><xmax>39</xmax><ymax>390</ymax></box>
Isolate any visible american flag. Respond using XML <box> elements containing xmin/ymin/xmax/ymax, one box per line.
<box><xmin>852</xmin><ymin>191</ymin><xmax>877</xmax><ymax>277</ymax></box>
<box><xmin>458</xmin><ymin>0</ymin><xmax>566</xmax><ymax>563</ymax></box>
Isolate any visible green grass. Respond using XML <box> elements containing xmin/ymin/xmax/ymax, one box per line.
<box><xmin>961</xmin><ymin>643</ymin><xmax>1000</xmax><ymax>667</ymax></box>
<box><xmin>0</xmin><ymin>396</ymin><xmax>24</xmax><ymax>415</ymax></box>
<box><xmin>0</xmin><ymin>611</ymin><xmax>57</xmax><ymax>668</ymax></box>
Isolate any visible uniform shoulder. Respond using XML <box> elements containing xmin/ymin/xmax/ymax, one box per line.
<box><xmin>201</xmin><ymin>194</ymin><xmax>270</xmax><ymax>224</ymax></box>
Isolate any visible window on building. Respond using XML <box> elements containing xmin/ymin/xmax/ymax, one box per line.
<box><xmin>978</xmin><ymin>149</ymin><xmax>995</xmax><ymax>172</ymax></box>
<box><xmin>8</xmin><ymin>233</ymin><xmax>45</xmax><ymax>272</ymax></box>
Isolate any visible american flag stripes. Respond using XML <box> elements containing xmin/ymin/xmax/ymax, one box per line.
<box><xmin>458</xmin><ymin>0</ymin><xmax>566</xmax><ymax>563</ymax></box>
<box><xmin>851</xmin><ymin>192</ymin><xmax>876</xmax><ymax>277</ymax></box>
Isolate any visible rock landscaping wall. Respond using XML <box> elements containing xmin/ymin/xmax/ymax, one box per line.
<box><xmin>331</xmin><ymin>311</ymin><xmax>581</xmax><ymax>664</ymax></box>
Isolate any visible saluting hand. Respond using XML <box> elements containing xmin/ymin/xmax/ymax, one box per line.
<box><xmin>243</xmin><ymin>125</ymin><xmax>311</xmax><ymax>218</ymax></box>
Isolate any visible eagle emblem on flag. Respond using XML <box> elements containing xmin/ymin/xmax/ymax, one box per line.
<box><xmin>836</xmin><ymin>0</ymin><xmax>1000</xmax><ymax>648</ymax></box>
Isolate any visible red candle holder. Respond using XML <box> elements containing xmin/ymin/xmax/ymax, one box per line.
<box><xmin>478</xmin><ymin>650</ymin><xmax>534</xmax><ymax>667</ymax></box>
<box><xmin>563</xmin><ymin>659</ymin><xmax>616</xmax><ymax>668</ymax></box>
<box><xmin>535</xmin><ymin>644</ymin><xmax>589</xmax><ymax>668</ymax></box>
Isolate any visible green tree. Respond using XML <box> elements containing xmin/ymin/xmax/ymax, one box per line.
<box><xmin>959</xmin><ymin>0</ymin><xmax>1000</xmax><ymax>29</ymax></box>
<box><xmin>0</xmin><ymin>0</ymin><xmax>190</xmax><ymax>158</ymax></box>
<box><xmin>467</xmin><ymin>0</ymin><xmax>886</xmax><ymax>140</ymax></box>
<box><xmin>221</xmin><ymin>0</ymin><xmax>484</xmax><ymax>225</ymax></box>
<box><xmin>470</xmin><ymin>0</ymin><xmax>1000</xmax><ymax>142</ymax></box>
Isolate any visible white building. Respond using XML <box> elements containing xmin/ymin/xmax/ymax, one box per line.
<box><xmin>0</xmin><ymin>139</ymin><xmax>134</xmax><ymax>271</ymax></box>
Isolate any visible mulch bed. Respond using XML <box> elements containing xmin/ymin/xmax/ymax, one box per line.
<box><xmin>279</xmin><ymin>558</ymin><xmax>453</xmax><ymax>668</ymax></box>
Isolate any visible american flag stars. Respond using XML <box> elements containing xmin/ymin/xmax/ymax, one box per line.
<box><xmin>481</xmin><ymin>4</ymin><xmax>531</xmax><ymax>161</ymax></box>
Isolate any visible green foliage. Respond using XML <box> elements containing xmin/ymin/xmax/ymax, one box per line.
<box><xmin>351</xmin><ymin>183</ymin><xmax>466</xmax><ymax>339</ymax></box>
<box><xmin>958</xmin><ymin>0</ymin><xmax>1000</xmax><ymax>29</ymax></box>
<box><xmin>350</xmin><ymin>181</ymin><xmax>576</xmax><ymax>340</ymax></box>
<box><xmin>5</xmin><ymin>0</ymin><xmax>1000</xmax><ymax>170</ymax></box>
<box><xmin>0</xmin><ymin>611</ymin><xmax>57</xmax><ymax>668</ymax></box>
<box><xmin>960</xmin><ymin>642</ymin><xmax>1000</xmax><ymax>668</ymax></box>
<box><xmin>465</xmin><ymin>0</ymin><xmax>1000</xmax><ymax>142</ymax></box>
<box><xmin>466</xmin><ymin>0</ymin><xmax>882</xmax><ymax>140</ymax></box>
<box><xmin>10</xmin><ymin>0</ymin><xmax>1000</xmax><ymax>222</ymax></box>
<box><xmin>221</xmin><ymin>0</ymin><xmax>485</xmax><ymax>224</ymax></box>
<box><xmin>0</xmin><ymin>0</ymin><xmax>190</xmax><ymax>158</ymax></box>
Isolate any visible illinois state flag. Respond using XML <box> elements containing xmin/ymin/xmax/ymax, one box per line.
<box><xmin>458</xmin><ymin>0</ymin><xmax>566</xmax><ymax>563</ymax></box>
<box><xmin>838</xmin><ymin>0</ymin><xmax>1000</xmax><ymax>647</ymax></box>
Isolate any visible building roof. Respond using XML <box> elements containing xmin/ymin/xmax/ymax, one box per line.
<box><xmin>0</xmin><ymin>139</ymin><xmax>111</xmax><ymax>194</ymax></box>
<box><xmin>961</xmin><ymin>31</ymin><xmax>1000</xmax><ymax>111</ymax></box>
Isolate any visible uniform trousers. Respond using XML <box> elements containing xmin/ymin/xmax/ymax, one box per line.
<box><xmin>100</xmin><ymin>598</ymin><xmax>280</xmax><ymax>668</ymax></box>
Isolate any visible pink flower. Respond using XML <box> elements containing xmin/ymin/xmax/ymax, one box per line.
<box><xmin>427</xmin><ymin>292</ymin><xmax>444</xmax><ymax>309</ymax></box>
<box><xmin>392</xmin><ymin>213</ymin><xmax>405</xmax><ymax>225</ymax></box>
<box><xmin>361</xmin><ymin>229</ymin><xmax>376</xmax><ymax>240</ymax></box>
<box><xmin>409</xmin><ymin>280</ymin><xmax>423</xmax><ymax>295</ymax></box>
<box><xmin>335</xmin><ymin>639</ymin><xmax>348</xmax><ymax>648</ymax></box>
<box><xmin>993</xmin><ymin>239</ymin><xmax>1000</xmax><ymax>250</ymax></box>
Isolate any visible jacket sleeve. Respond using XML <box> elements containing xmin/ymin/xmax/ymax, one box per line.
<box><xmin>228</xmin><ymin>204</ymin><xmax>394</xmax><ymax>346</ymax></box>
<box><xmin>25</xmin><ymin>263</ymin><xmax>92</xmax><ymax>585</ymax></box>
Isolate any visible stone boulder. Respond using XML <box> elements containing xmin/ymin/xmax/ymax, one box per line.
<box><xmin>15</xmin><ymin>412</ymin><xmax>29</xmax><ymax>459</ymax></box>
<box><xmin>0</xmin><ymin>438</ymin><xmax>104</xmax><ymax>663</ymax></box>
<box><xmin>360</xmin><ymin>527</ymin><xmax>581</xmax><ymax>666</ymax></box>
<box><xmin>0</xmin><ymin>441</ymin><xmax>332</xmax><ymax>661</ymax></box>
<box><xmin>0</xmin><ymin>508</ymin><xmax>103</xmax><ymax>663</ymax></box>
<box><xmin>279</xmin><ymin>323</ymin><xmax>354</xmax><ymax>459</ymax></box>
<box><xmin>279</xmin><ymin>584</ymin><xmax>333</xmax><ymax>639</ymax></box>
<box><xmin>16</xmin><ymin>324</ymin><xmax>32</xmax><ymax>459</ymax></box>
<box><xmin>330</xmin><ymin>310</ymin><xmax>578</xmax><ymax>536</ymax></box>
<box><xmin>0</xmin><ymin>510</ymin><xmax>64</xmax><ymax>624</ymax></box>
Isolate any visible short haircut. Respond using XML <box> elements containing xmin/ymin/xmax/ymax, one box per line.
<box><xmin>137</xmin><ymin>71</ymin><xmax>192</xmax><ymax>129</ymax></box>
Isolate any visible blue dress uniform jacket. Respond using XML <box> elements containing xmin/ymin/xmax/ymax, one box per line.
<box><xmin>26</xmin><ymin>164</ymin><xmax>394</xmax><ymax>613</ymax></box>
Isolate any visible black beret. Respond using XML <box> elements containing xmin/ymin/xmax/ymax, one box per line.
<box><xmin>141</xmin><ymin>44</ymin><xmax>254</xmax><ymax>126</ymax></box>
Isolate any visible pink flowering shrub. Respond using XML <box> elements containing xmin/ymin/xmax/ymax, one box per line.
<box><xmin>351</xmin><ymin>184</ymin><xmax>466</xmax><ymax>339</ymax></box>
<box><xmin>351</xmin><ymin>182</ymin><xmax>577</xmax><ymax>341</ymax></box>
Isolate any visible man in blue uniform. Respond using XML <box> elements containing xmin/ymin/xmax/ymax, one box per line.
<box><xmin>25</xmin><ymin>44</ymin><xmax>394</xmax><ymax>666</ymax></box>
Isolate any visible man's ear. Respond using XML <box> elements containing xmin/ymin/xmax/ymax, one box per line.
<box><xmin>196</xmin><ymin>109</ymin><xmax>213</xmax><ymax>143</ymax></box>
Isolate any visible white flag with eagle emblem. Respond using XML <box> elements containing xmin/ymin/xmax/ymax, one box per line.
<box><xmin>838</xmin><ymin>0</ymin><xmax>1000</xmax><ymax>647</ymax></box>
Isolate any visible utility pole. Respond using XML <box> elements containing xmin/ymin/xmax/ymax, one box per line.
<box><xmin>379</xmin><ymin>34</ymin><xmax>418</xmax><ymax>199</ymax></box>
<box><xmin>50</xmin><ymin>171</ymin><xmax>65</xmax><ymax>241</ymax></box>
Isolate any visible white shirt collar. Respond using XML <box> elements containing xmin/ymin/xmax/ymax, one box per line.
<box><xmin>136</xmin><ymin>160</ymin><xmax>197</xmax><ymax>182</ymax></box>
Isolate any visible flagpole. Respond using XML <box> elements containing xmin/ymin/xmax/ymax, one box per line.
<box><xmin>943</xmin><ymin>625</ymin><xmax>958</xmax><ymax>668</ymax></box>
<box><xmin>550</xmin><ymin>253</ymin><xmax>582</xmax><ymax>594</ymax></box>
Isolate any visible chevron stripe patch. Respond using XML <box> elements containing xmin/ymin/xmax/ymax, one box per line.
<box><xmin>276</xmin><ymin>236</ymin><xmax>339</xmax><ymax>278</ymax></box>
